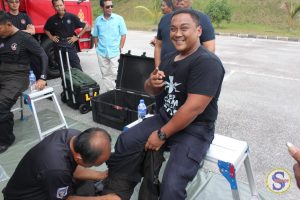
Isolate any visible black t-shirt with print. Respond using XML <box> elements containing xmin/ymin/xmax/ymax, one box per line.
<box><xmin>3</xmin><ymin>129</ymin><xmax>80</xmax><ymax>200</ymax></box>
<box><xmin>160</xmin><ymin>46</ymin><xmax>225</xmax><ymax>122</ymax></box>
<box><xmin>7</xmin><ymin>12</ymin><xmax>33</xmax><ymax>31</ymax></box>
<box><xmin>44</xmin><ymin>12</ymin><xmax>85</xmax><ymax>39</ymax></box>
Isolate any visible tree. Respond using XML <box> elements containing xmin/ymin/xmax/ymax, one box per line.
<box><xmin>280</xmin><ymin>0</ymin><xmax>300</xmax><ymax>31</ymax></box>
<box><xmin>134</xmin><ymin>0</ymin><xmax>161</xmax><ymax>24</ymax></box>
<box><xmin>204</xmin><ymin>0</ymin><xmax>232</xmax><ymax>28</ymax></box>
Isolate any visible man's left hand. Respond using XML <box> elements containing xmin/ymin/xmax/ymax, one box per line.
<box><xmin>145</xmin><ymin>130</ymin><xmax>165</xmax><ymax>151</ymax></box>
<box><xmin>36</xmin><ymin>79</ymin><xmax>46</xmax><ymax>90</ymax></box>
<box><xmin>67</xmin><ymin>36</ymin><xmax>79</xmax><ymax>44</ymax></box>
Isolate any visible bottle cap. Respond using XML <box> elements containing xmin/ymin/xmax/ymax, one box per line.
<box><xmin>140</xmin><ymin>99</ymin><xmax>144</xmax><ymax>103</ymax></box>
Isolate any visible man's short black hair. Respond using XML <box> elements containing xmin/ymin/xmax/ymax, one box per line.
<box><xmin>52</xmin><ymin>0</ymin><xmax>64</xmax><ymax>6</ymax></box>
<box><xmin>74</xmin><ymin>127</ymin><xmax>111</xmax><ymax>164</ymax></box>
<box><xmin>0</xmin><ymin>10</ymin><xmax>11</xmax><ymax>25</ymax></box>
<box><xmin>99</xmin><ymin>0</ymin><xmax>111</xmax><ymax>7</ymax></box>
<box><xmin>171</xmin><ymin>8</ymin><xmax>200</xmax><ymax>26</ymax></box>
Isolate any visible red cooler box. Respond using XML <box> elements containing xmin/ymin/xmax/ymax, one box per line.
<box><xmin>92</xmin><ymin>52</ymin><xmax>156</xmax><ymax>130</ymax></box>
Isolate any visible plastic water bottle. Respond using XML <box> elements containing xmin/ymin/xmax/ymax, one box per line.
<box><xmin>137</xmin><ymin>99</ymin><xmax>147</xmax><ymax>120</ymax></box>
<box><xmin>29</xmin><ymin>70</ymin><xmax>36</xmax><ymax>92</ymax></box>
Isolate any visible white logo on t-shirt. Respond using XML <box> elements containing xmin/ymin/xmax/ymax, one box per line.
<box><xmin>56</xmin><ymin>186</ymin><xmax>69</xmax><ymax>199</ymax></box>
<box><xmin>11</xmin><ymin>43</ymin><xmax>17</xmax><ymax>51</ymax></box>
<box><xmin>164</xmin><ymin>76</ymin><xmax>181</xmax><ymax>116</ymax></box>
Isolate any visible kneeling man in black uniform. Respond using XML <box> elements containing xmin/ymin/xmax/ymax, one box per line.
<box><xmin>0</xmin><ymin>11</ymin><xmax>47</xmax><ymax>153</ymax></box>
<box><xmin>3</xmin><ymin>128</ymin><xmax>120</xmax><ymax>200</ymax></box>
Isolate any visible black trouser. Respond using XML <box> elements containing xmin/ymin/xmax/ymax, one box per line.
<box><xmin>0</xmin><ymin>63</ymin><xmax>29</xmax><ymax>146</ymax></box>
<box><xmin>54</xmin><ymin>42</ymin><xmax>82</xmax><ymax>73</ymax></box>
<box><xmin>103</xmin><ymin>110</ymin><xmax>214</xmax><ymax>200</ymax></box>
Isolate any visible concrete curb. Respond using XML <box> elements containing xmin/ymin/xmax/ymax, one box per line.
<box><xmin>216</xmin><ymin>32</ymin><xmax>300</xmax><ymax>42</ymax></box>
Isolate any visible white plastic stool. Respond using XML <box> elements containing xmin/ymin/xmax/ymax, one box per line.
<box><xmin>22</xmin><ymin>86</ymin><xmax>68</xmax><ymax>140</ymax></box>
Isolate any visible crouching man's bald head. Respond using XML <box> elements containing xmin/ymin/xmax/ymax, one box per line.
<box><xmin>71</xmin><ymin>127</ymin><xmax>112</xmax><ymax>167</ymax></box>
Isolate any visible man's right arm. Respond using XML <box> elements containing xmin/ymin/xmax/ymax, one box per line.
<box><xmin>154</xmin><ymin>39</ymin><xmax>162</xmax><ymax>68</ymax></box>
<box><xmin>44</xmin><ymin>30</ymin><xmax>59</xmax><ymax>43</ymax></box>
<box><xmin>24</xmin><ymin>24</ymin><xmax>35</xmax><ymax>35</ymax></box>
<box><xmin>67</xmin><ymin>194</ymin><xmax>120</xmax><ymax>200</ymax></box>
<box><xmin>202</xmin><ymin>40</ymin><xmax>215</xmax><ymax>53</ymax></box>
<box><xmin>23</xmin><ymin>15</ymin><xmax>35</xmax><ymax>35</ymax></box>
<box><xmin>93</xmin><ymin>37</ymin><xmax>99</xmax><ymax>48</ymax></box>
<box><xmin>144</xmin><ymin>68</ymin><xmax>165</xmax><ymax>96</ymax></box>
<box><xmin>43</xmin><ymin>170</ymin><xmax>120</xmax><ymax>200</ymax></box>
<box><xmin>199</xmin><ymin>13</ymin><xmax>216</xmax><ymax>52</ymax></box>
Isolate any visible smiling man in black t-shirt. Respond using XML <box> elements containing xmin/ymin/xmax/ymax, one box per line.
<box><xmin>102</xmin><ymin>9</ymin><xmax>225</xmax><ymax>200</ymax></box>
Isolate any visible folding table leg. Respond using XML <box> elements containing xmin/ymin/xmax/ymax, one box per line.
<box><xmin>244</xmin><ymin>154</ymin><xmax>259</xmax><ymax>199</ymax></box>
<box><xmin>52</xmin><ymin>93</ymin><xmax>68</xmax><ymax>129</ymax></box>
<box><xmin>19</xmin><ymin>96</ymin><xmax>24</xmax><ymax>120</ymax></box>
<box><xmin>30</xmin><ymin>99</ymin><xmax>43</xmax><ymax>140</ymax></box>
<box><xmin>218</xmin><ymin>161</ymin><xmax>241</xmax><ymax>200</ymax></box>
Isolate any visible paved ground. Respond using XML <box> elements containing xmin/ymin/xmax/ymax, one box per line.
<box><xmin>9</xmin><ymin>30</ymin><xmax>300</xmax><ymax>199</ymax></box>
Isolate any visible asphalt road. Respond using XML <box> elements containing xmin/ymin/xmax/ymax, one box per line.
<box><xmin>31</xmin><ymin>30</ymin><xmax>300</xmax><ymax>199</ymax></box>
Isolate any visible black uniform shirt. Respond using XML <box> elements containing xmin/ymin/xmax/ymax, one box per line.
<box><xmin>160</xmin><ymin>46</ymin><xmax>224</xmax><ymax>122</ymax></box>
<box><xmin>0</xmin><ymin>31</ymin><xmax>48</xmax><ymax>78</ymax></box>
<box><xmin>44</xmin><ymin>12</ymin><xmax>85</xmax><ymax>39</ymax></box>
<box><xmin>7</xmin><ymin>12</ymin><xmax>33</xmax><ymax>30</ymax></box>
<box><xmin>3</xmin><ymin>129</ymin><xmax>80</xmax><ymax>200</ymax></box>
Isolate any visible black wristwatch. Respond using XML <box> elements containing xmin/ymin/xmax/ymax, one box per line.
<box><xmin>40</xmin><ymin>74</ymin><xmax>47</xmax><ymax>81</ymax></box>
<box><xmin>157</xmin><ymin>129</ymin><xmax>167</xmax><ymax>141</ymax></box>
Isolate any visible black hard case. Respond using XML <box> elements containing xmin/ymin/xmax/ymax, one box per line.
<box><xmin>92</xmin><ymin>52</ymin><xmax>156</xmax><ymax>130</ymax></box>
<box><xmin>62</xmin><ymin>68</ymin><xmax>100</xmax><ymax>113</ymax></box>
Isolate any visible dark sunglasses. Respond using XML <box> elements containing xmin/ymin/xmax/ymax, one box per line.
<box><xmin>8</xmin><ymin>0</ymin><xmax>20</xmax><ymax>3</ymax></box>
<box><xmin>105</xmin><ymin>5</ymin><xmax>114</xmax><ymax>9</ymax></box>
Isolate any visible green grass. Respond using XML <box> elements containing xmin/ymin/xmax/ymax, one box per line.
<box><xmin>215</xmin><ymin>23</ymin><xmax>300</xmax><ymax>37</ymax></box>
<box><xmin>91</xmin><ymin>0</ymin><xmax>300</xmax><ymax>38</ymax></box>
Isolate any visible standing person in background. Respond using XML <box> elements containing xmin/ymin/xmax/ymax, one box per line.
<box><xmin>150</xmin><ymin>0</ymin><xmax>174</xmax><ymax>47</ymax></box>
<box><xmin>6</xmin><ymin>0</ymin><xmax>43</xmax><ymax>78</ymax></box>
<box><xmin>0</xmin><ymin>11</ymin><xmax>47</xmax><ymax>154</ymax></box>
<box><xmin>161</xmin><ymin>0</ymin><xmax>174</xmax><ymax>14</ymax></box>
<box><xmin>6</xmin><ymin>0</ymin><xmax>35</xmax><ymax>35</ymax></box>
<box><xmin>92</xmin><ymin>0</ymin><xmax>127</xmax><ymax>93</ymax></box>
<box><xmin>154</xmin><ymin>0</ymin><xmax>215</xmax><ymax>68</ymax></box>
<box><xmin>44</xmin><ymin>0</ymin><xmax>90</xmax><ymax>73</ymax></box>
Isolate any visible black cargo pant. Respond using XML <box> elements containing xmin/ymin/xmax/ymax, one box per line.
<box><xmin>0</xmin><ymin>63</ymin><xmax>29</xmax><ymax>146</ymax></box>
<box><xmin>103</xmin><ymin>110</ymin><xmax>215</xmax><ymax>200</ymax></box>
<box><xmin>54</xmin><ymin>41</ymin><xmax>82</xmax><ymax>74</ymax></box>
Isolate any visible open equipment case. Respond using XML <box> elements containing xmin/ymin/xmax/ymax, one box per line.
<box><xmin>92</xmin><ymin>51</ymin><xmax>156</xmax><ymax>130</ymax></box>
